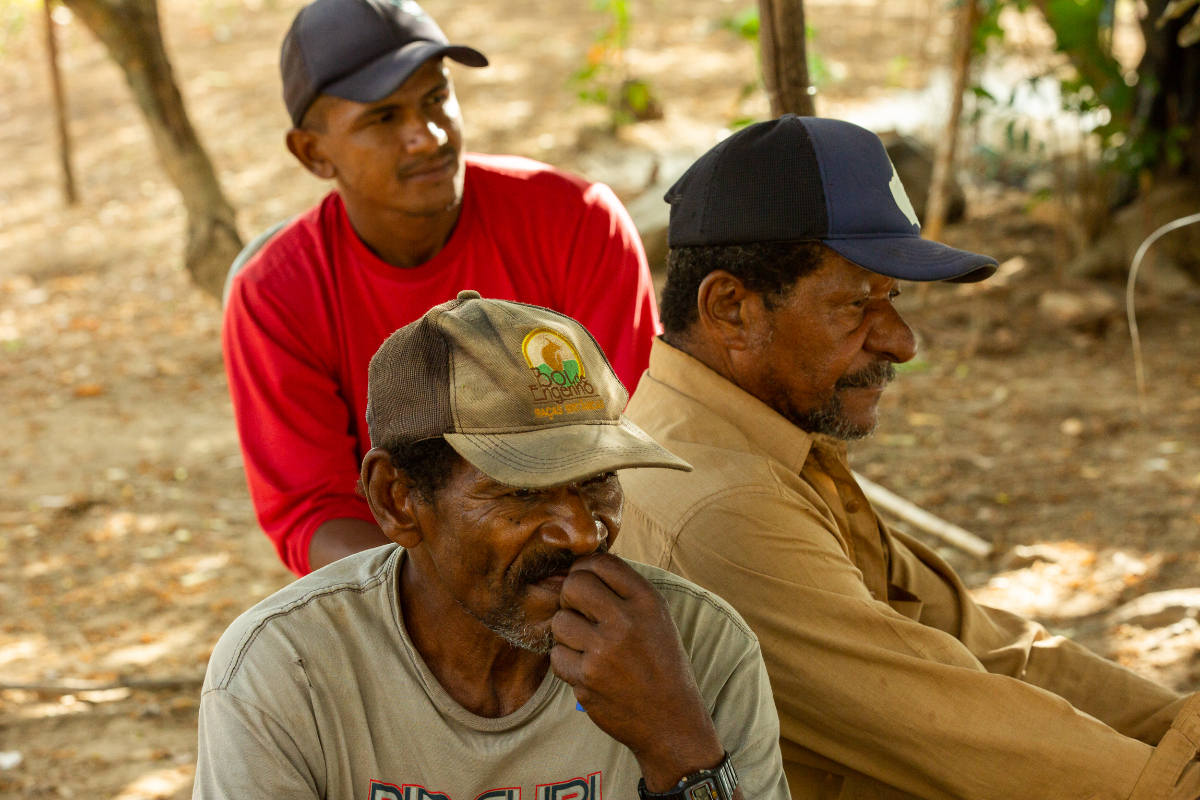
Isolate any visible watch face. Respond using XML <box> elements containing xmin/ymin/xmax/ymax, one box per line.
<box><xmin>686</xmin><ymin>780</ymin><xmax>718</xmax><ymax>800</ymax></box>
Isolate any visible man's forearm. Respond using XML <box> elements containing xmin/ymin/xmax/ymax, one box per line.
<box><xmin>308</xmin><ymin>518</ymin><xmax>391</xmax><ymax>572</ymax></box>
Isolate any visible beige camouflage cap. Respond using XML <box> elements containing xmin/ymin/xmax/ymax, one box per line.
<box><xmin>366</xmin><ymin>290</ymin><xmax>691</xmax><ymax>488</ymax></box>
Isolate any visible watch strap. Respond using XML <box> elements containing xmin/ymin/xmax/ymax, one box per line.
<box><xmin>637</xmin><ymin>752</ymin><xmax>739</xmax><ymax>800</ymax></box>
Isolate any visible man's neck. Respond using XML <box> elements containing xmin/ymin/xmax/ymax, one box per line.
<box><xmin>661</xmin><ymin>331</ymin><xmax>738</xmax><ymax>385</ymax></box>
<box><xmin>398</xmin><ymin>553</ymin><xmax>550</xmax><ymax>718</ymax></box>
<box><xmin>341</xmin><ymin>195</ymin><xmax>463</xmax><ymax>268</ymax></box>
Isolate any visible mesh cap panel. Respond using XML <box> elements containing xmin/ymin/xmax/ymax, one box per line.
<box><xmin>366</xmin><ymin>299</ymin><xmax>457</xmax><ymax>449</ymax></box>
<box><xmin>666</xmin><ymin>115</ymin><xmax>829</xmax><ymax>246</ymax></box>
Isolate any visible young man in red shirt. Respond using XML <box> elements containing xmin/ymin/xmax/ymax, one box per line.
<box><xmin>223</xmin><ymin>0</ymin><xmax>660</xmax><ymax>576</ymax></box>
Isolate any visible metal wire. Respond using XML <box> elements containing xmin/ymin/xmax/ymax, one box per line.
<box><xmin>1126</xmin><ymin>211</ymin><xmax>1200</xmax><ymax>416</ymax></box>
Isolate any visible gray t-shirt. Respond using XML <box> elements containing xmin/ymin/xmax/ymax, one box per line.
<box><xmin>194</xmin><ymin>546</ymin><xmax>788</xmax><ymax>800</ymax></box>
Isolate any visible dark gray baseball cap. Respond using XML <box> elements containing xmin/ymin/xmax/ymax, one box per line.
<box><xmin>281</xmin><ymin>0</ymin><xmax>488</xmax><ymax>127</ymax></box>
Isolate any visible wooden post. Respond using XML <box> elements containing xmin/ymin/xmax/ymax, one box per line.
<box><xmin>757</xmin><ymin>0</ymin><xmax>816</xmax><ymax>118</ymax></box>
<box><xmin>923</xmin><ymin>0</ymin><xmax>979</xmax><ymax>242</ymax></box>
<box><xmin>44</xmin><ymin>0</ymin><xmax>78</xmax><ymax>205</ymax></box>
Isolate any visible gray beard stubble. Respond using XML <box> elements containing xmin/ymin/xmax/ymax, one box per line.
<box><xmin>471</xmin><ymin>542</ymin><xmax>609</xmax><ymax>654</ymax></box>
<box><xmin>778</xmin><ymin>361</ymin><xmax>898</xmax><ymax>441</ymax></box>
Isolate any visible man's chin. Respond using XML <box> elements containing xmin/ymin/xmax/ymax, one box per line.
<box><xmin>394</xmin><ymin>192</ymin><xmax>462</xmax><ymax>218</ymax></box>
<box><xmin>392</xmin><ymin>173</ymin><xmax>463</xmax><ymax>218</ymax></box>
<box><xmin>495</xmin><ymin>619</ymin><xmax>555</xmax><ymax>654</ymax></box>
<box><xmin>475</xmin><ymin>595</ymin><xmax>557</xmax><ymax>654</ymax></box>
<box><xmin>789</xmin><ymin>396</ymin><xmax>881</xmax><ymax>441</ymax></box>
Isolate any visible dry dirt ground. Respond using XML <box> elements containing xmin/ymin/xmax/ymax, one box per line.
<box><xmin>0</xmin><ymin>0</ymin><xmax>1198</xmax><ymax>796</ymax></box>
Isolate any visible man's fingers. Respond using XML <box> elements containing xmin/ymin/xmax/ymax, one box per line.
<box><xmin>559</xmin><ymin>568</ymin><xmax>621</xmax><ymax>622</ymax></box>
<box><xmin>551</xmin><ymin>608</ymin><xmax>596</xmax><ymax>651</ymax></box>
<box><xmin>549</xmin><ymin>641</ymin><xmax>585</xmax><ymax>687</ymax></box>
<box><xmin>567</xmin><ymin>551</ymin><xmax>649</xmax><ymax>601</ymax></box>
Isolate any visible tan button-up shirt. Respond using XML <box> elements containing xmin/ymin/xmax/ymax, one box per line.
<box><xmin>614</xmin><ymin>339</ymin><xmax>1200</xmax><ymax>800</ymax></box>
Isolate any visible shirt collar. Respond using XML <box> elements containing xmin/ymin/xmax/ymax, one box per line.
<box><xmin>646</xmin><ymin>338</ymin><xmax>815</xmax><ymax>474</ymax></box>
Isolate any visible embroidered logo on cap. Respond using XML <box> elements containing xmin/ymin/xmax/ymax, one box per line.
<box><xmin>523</xmin><ymin>328</ymin><xmax>585</xmax><ymax>385</ymax></box>
<box><xmin>522</xmin><ymin>328</ymin><xmax>602</xmax><ymax>418</ymax></box>
<box><xmin>888</xmin><ymin>161</ymin><xmax>920</xmax><ymax>228</ymax></box>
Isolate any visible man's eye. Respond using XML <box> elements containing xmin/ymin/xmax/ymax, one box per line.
<box><xmin>427</xmin><ymin>91</ymin><xmax>449</xmax><ymax>106</ymax></box>
<box><xmin>583</xmin><ymin>472</ymin><xmax>615</xmax><ymax>487</ymax></box>
<box><xmin>889</xmin><ymin>288</ymin><xmax>901</xmax><ymax>300</ymax></box>
<box><xmin>510</xmin><ymin>488</ymin><xmax>535</xmax><ymax>499</ymax></box>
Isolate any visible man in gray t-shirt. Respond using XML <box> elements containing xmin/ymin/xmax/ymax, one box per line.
<box><xmin>195</xmin><ymin>293</ymin><xmax>789</xmax><ymax>800</ymax></box>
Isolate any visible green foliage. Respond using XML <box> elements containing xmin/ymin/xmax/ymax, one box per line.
<box><xmin>718</xmin><ymin>6</ymin><xmax>827</xmax><ymax>80</ymax></box>
<box><xmin>0</xmin><ymin>0</ymin><xmax>41</xmax><ymax>55</ymax></box>
<box><xmin>885</xmin><ymin>55</ymin><xmax>910</xmax><ymax>87</ymax></box>
<box><xmin>573</xmin><ymin>0</ymin><xmax>662</xmax><ymax>129</ymax></box>
<box><xmin>717</xmin><ymin>8</ymin><xmax>835</xmax><ymax>126</ymax></box>
<box><xmin>620</xmin><ymin>78</ymin><xmax>652</xmax><ymax>116</ymax></box>
<box><xmin>967</xmin><ymin>0</ymin><xmax>1181</xmax><ymax>177</ymax></box>
<box><xmin>572</xmin><ymin>0</ymin><xmax>631</xmax><ymax>97</ymax></box>
<box><xmin>720</xmin><ymin>7</ymin><xmax>760</xmax><ymax>40</ymax></box>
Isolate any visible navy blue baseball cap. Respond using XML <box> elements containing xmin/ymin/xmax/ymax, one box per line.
<box><xmin>281</xmin><ymin>0</ymin><xmax>488</xmax><ymax>128</ymax></box>
<box><xmin>666</xmin><ymin>116</ymin><xmax>997</xmax><ymax>283</ymax></box>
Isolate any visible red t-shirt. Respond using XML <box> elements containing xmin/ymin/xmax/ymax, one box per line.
<box><xmin>223</xmin><ymin>154</ymin><xmax>660</xmax><ymax>576</ymax></box>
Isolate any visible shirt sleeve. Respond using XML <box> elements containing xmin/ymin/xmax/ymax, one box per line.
<box><xmin>223</xmin><ymin>263</ymin><xmax>377</xmax><ymax>576</ymax></box>
<box><xmin>557</xmin><ymin>182</ymin><xmax>660</xmax><ymax>395</ymax></box>
<box><xmin>667</xmin><ymin>490</ymin><xmax>1200</xmax><ymax>800</ymax></box>
<box><xmin>887</xmin><ymin>527</ymin><xmax>1188</xmax><ymax>746</ymax></box>
<box><xmin>194</xmin><ymin>689</ymin><xmax>321</xmax><ymax>800</ymax></box>
<box><xmin>652</xmin><ymin>574</ymin><xmax>790</xmax><ymax>800</ymax></box>
<box><xmin>708</xmin><ymin>639</ymin><xmax>791</xmax><ymax>800</ymax></box>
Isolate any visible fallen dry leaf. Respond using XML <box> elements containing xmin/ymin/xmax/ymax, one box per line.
<box><xmin>73</xmin><ymin>383</ymin><xmax>105</xmax><ymax>398</ymax></box>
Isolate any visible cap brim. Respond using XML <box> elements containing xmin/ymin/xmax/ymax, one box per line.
<box><xmin>824</xmin><ymin>235</ymin><xmax>998</xmax><ymax>283</ymax></box>
<box><xmin>444</xmin><ymin>417</ymin><xmax>692</xmax><ymax>489</ymax></box>
<box><xmin>324</xmin><ymin>41</ymin><xmax>488</xmax><ymax>105</ymax></box>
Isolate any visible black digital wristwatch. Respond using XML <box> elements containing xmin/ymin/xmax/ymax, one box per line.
<box><xmin>637</xmin><ymin>753</ymin><xmax>739</xmax><ymax>800</ymax></box>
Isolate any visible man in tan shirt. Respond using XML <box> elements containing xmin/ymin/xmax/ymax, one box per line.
<box><xmin>196</xmin><ymin>293</ymin><xmax>788</xmax><ymax>800</ymax></box>
<box><xmin>613</xmin><ymin>116</ymin><xmax>1200</xmax><ymax>800</ymax></box>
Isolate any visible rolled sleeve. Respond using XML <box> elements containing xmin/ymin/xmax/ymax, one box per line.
<box><xmin>889</xmin><ymin>530</ymin><xmax>1187</xmax><ymax>747</ymax></box>
<box><xmin>665</xmin><ymin>490</ymin><xmax>1200</xmax><ymax>800</ymax></box>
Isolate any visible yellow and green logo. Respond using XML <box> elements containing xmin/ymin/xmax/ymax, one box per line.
<box><xmin>522</xmin><ymin>328</ymin><xmax>585</xmax><ymax>387</ymax></box>
<box><xmin>522</xmin><ymin>328</ymin><xmax>601</xmax><ymax>416</ymax></box>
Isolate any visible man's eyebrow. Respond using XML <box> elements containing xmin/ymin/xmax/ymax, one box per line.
<box><xmin>357</xmin><ymin>102</ymin><xmax>400</xmax><ymax>121</ymax></box>
<box><xmin>423</xmin><ymin>79</ymin><xmax>450</xmax><ymax>97</ymax></box>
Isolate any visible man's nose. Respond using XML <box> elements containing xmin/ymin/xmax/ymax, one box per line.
<box><xmin>866</xmin><ymin>303</ymin><xmax>918</xmax><ymax>364</ymax></box>
<box><xmin>402</xmin><ymin>115</ymin><xmax>448</xmax><ymax>154</ymax></box>
<box><xmin>541</xmin><ymin>489</ymin><xmax>608</xmax><ymax>555</ymax></box>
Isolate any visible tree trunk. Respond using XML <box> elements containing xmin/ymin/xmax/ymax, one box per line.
<box><xmin>62</xmin><ymin>0</ymin><xmax>241</xmax><ymax>298</ymax></box>
<box><xmin>757</xmin><ymin>0</ymin><xmax>816</xmax><ymax>117</ymax></box>
<box><xmin>1132</xmin><ymin>0</ymin><xmax>1200</xmax><ymax>179</ymax></box>
<box><xmin>923</xmin><ymin>0</ymin><xmax>979</xmax><ymax>242</ymax></box>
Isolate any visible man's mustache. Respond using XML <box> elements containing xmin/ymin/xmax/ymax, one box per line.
<box><xmin>835</xmin><ymin>361</ymin><xmax>897</xmax><ymax>391</ymax></box>
<box><xmin>396</xmin><ymin>145</ymin><xmax>457</xmax><ymax>179</ymax></box>
<box><xmin>510</xmin><ymin>542</ymin><xmax>609</xmax><ymax>588</ymax></box>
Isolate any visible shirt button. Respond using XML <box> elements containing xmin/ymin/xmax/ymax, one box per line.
<box><xmin>845</xmin><ymin>500</ymin><xmax>861</xmax><ymax>514</ymax></box>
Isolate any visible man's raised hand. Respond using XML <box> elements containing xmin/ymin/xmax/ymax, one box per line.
<box><xmin>549</xmin><ymin>553</ymin><xmax>728</xmax><ymax>794</ymax></box>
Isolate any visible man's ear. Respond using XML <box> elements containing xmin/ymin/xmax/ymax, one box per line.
<box><xmin>361</xmin><ymin>448</ymin><xmax>423</xmax><ymax>548</ymax></box>
<box><xmin>286</xmin><ymin>127</ymin><xmax>337</xmax><ymax>180</ymax></box>
<box><xmin>696</xmin><ymin>270</ymin><xmax>765</xmax><ymax>352</ymax></box>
